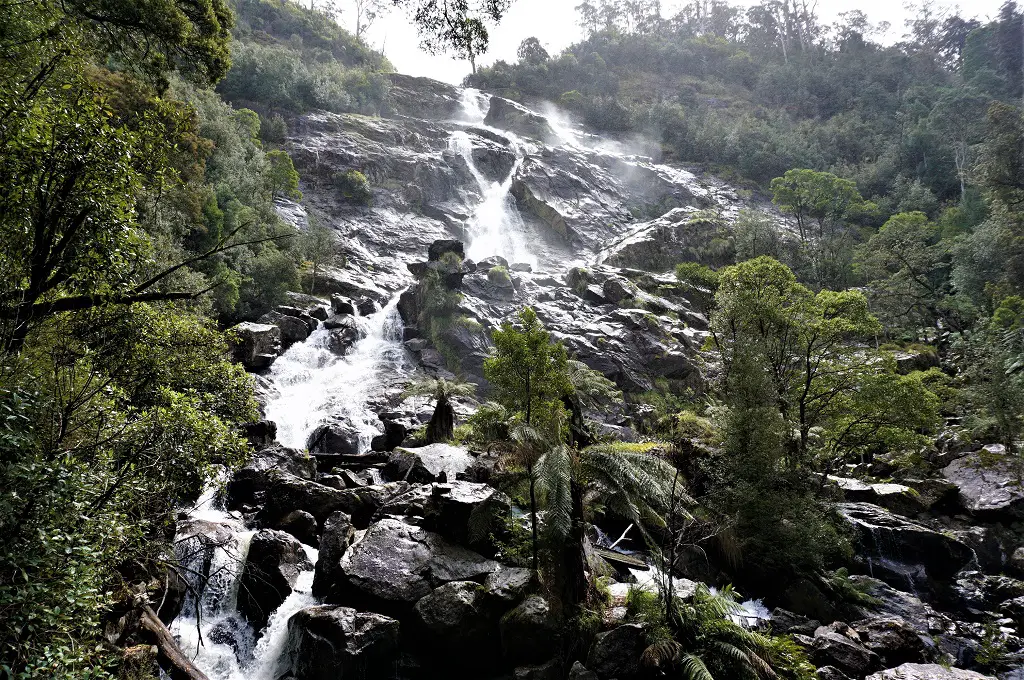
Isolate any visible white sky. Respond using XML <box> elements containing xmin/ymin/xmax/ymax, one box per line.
<box><xmin>351</xmin><ymin>0</ymin><xmax>1006</xmax><ymax>85</ymax></box>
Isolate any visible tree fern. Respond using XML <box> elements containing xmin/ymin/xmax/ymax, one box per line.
<box><xmin>679</xmin><ymin>654</ymin><xmax>716</xmax><ymax>680</ymax></box>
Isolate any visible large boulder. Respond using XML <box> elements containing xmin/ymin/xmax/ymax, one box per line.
<box><xmin>811</xmin><ymin>624</ymin><xmax>881</xmax><ymax>677</ymax></box>
<box><xmin>380</xmin><ymin>481</ymin><xmax>512</xmax><ymax>551</ymax></box>
<box><xmin>427</xmin><ymin>239</ymin><xmax>465</xmax><ymax>262</ymax></box>
<box><xmin>273</xmin><ymin>510</ymin><xmax>318</xmax><ymax>546</ymax></box>
<box><xmin>312</xmin><ymin>512</ymin><xmax>357</xmax><ymax>599</ymax></box>
<box><xmin>828</xmin><ymin>476</ymin><xmax>928</xmax><ymax>517</ymax></box>
<box><xmin>484</xmin><ymin>566</ymin><xmax>534</xmax><ymax>605</ymax></box>
<box><xmin>307</xmin><ymin>420</ymin><xmax>363</xmax><ymax>455</ymax></box>
<box><xmin>500</xmin><ymin>595</ymin><xmax>561</xmax><ymax>665</ymax></box>
<box><xmin>227</xmin><ymin>322</ymin><xmax>281</xmax><ymax>371</ymax></box>
<box><xmin>259</xmin><ymin>310</ymin><xmax>311</xmax><ymax>347</ymax></box>
<box><xmin>238</xmin><ymin>530</ymin><xmax>313</xmax><ymax>630</ymax></box>
<box><xmin>942</xmin><ymin>447</ymin><xmax>1024</xmax><ymax>520</ymax></box>
<box><xmin>852</xmin><ymin>616</ymin><xmax>930</xmax><ymax>668</ymax></box>
<box><xmin>586</xmin><ymin>623</ymin><xmax>647</xmax><ymax>680</ymax></box>
<box><xmin>865</xmin><ymin>664</ymin><xmax>995</xmax><ymax>679</ymax></box>
<box><xmin>839</xmin><ymin>503</ymin><xmax>975</xmax><ymax>586</ymax></box>
<box><xmin>259</xmin><ymin>471</ymin><xmax>354</xmax><ymax>526</ymax></box>
<box><xmin>287</xmin><ymin>606</ymin><xmax>399</xmax><ymax>680</ymax></box>
<box><xmin>319</xmin><ymin>517</ymin><xmax>498</xmax><ymax>611</ymax></box>
<box><xmin>385</xmin><ymin>444</ymin><xmax>475</xmax><ymax>481</ymax></box>
<box><xmin>413</xmin><ymin>580</ymin><xmax>499</xmax><ymax>665</ymax></box>
<box><xmin>227</xmin><ymin>445</ymin><xmax>316</xmax><ymax>510</ymax></box>
<box><xmin>484</xmin><ymin>97</ymin><xmax>554</xmax><ymax>141</ymax></box>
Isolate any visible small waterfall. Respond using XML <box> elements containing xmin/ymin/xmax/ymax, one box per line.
<box><xmin>448</xmin><ymin>129</ymin><xmax>536</xmax><ymax>268</ymax></box>
<box><xmin>170</xmin><ymin>486</ymin><xmax>319</xmax><ymax>680</ymax></box>
<box><xmin>262</xmin><ymin>293</ymin><xmax>407</xmax><ymax>451</ymax></box>
<box><xmin>458</xmin><ymin>87</ymin><xmax>489</xmax><ymax>125</ymax></box>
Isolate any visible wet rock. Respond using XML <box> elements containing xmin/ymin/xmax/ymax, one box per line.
<box><xmin>323</xmin><ymin>517</ymin><xmax>498</xmax><ymax>611</ymax></box>
<box><xmin>942</xmin><ymin>447</ymin><xmax>1024</xmax><ymax>520</ymax></box>
<box><xmin>501</xmin><ymin>595</ymin><xmax>561</xmax><ymax>665</ymax></box>
<box><xmin>414</xmin><ymin>581</ymin><xmax>497</xmax><ymax>662</ymax></box>
<box><xmin>428</xmin><ymin>239</ymin><xmax>465</xmax><ymax>261</ymax></box>
<box><xmin>274</xmin><ymin>510</ymin><xmax>318</xmax><ymax>546</ymax></box>
<box><xmin>370</xmin><ymin>419</ymin><xmax>407</xmax><ymax>452</ymax></box>
<box><xmin>602</xmin><ymin>208</ymin><xmax>735</xmax><ymax>273</ymax></box>
<box><xmin>284</xmin><ymin>292</ymin><xmax>330</xmax><ymax>321</ymax></box>
<box><xmin>243</xmin><ymin>419</ymin><xmax>277</xmax><ymax>449</ymax></box>
<box><xmin>307</xmin><ymin>421</ymin><xmax>362</xmax><ymax>455</ymax></box>
<box><xmin>568</xmin><ymin>661</ymin><xmax>599</xmax><ymax>680</ymax></box>
<box><xmin>894</xmin><ymin>349</ymin><xmax>940</xmax><ymax>374</ymax></box>
<box><xmin>603</xmin><ymin>276</ymin><xmax>639</xmax><ymax>303</ymax></box>
<box><xmin>902</xmin><ymin>478</ymin><xmax>961</xmax><ymax>513</ymax></box>
<box><xmin>811</xmin><ymin>624</ymin><xmax>880</xmax><ymax>677</ymax></box>
<box><xmin>326</xmin><ymin>318</ymin><xmax>360</xmax><ymax>355</ymax></box>
<box><xmin>386</xmin><ymin>73</ymin><xmax>461</xmax><ymax>120</ymax></box>
<box><xmin>817</xmin><ymin>667</ymin><xmax>853</xmax><ymax>680</ymax></box>
<box><xmin>955</xmin><ymin>526</ymin><xmax>1003</xmax><ymax>574</ymax></box>
<box><xmin>772</xmin><ymin>608</ymin><xmax>821</xmax><ymax>636</ymax></box>
<box><xmin>330</xmin><ymin>294</ymin><xmax>356</xmax><ymax>316</ymax></box>
<box><xmin>484</xmin><ymin>96</ymin><xmax>554</xmax><ymax>140</ymax></box>
<box><xmin>276</xmin><ymin>305</ymin><xmax>319</xmax><ymax>332</ymax></box>
<box><xmin>829</xmin><ymin>476</ymin><xmax>928</xmax><ymax>517</ymax></box>
<box><xmin>587</xmin><ymin>623</ymin><xmax>647</xmax><ymax>679</ymax></box>
<box><xmin>259</xmin><ymin>310</ymin><xmax>310</xmax><ymax>347</ymax></box>
<box><xmin>239</xmin><ymin>529</ymin><xmax>312</xmax><ymax>631</ymax></box>
<box><xmin>1009</xmin><ymin>547</ymin><xmax>1024</xmax><ymax>579</ymax></box>
<box><xmin>839</xmin><ymin>502</ymin><xmax>975</xmax><ymax>585</ymax></box>
<box><xmin>865</xmin><ymin>663</ymin><xmax>995</xmax><ymax>679</ymax></box>
<box><xmin>258</xmin><ymin>472</ymin><xmax>391</xmax><ymax>526</ymax></box>
<box><xmin>312</xmin><ymin>512</ymin><xmax>356</xmax><ymax>600</ymax></box>
<box><xmin>287</xmin><ymin>605</ymin><xmax>399</xmax><ymax>680</ymax></box>
<box><xmin>227</xmin><ymin>321</ymin><xmax>281</xmax><ymax>371</ymax></box>
<box><xmin>227</xmin><ymin>445</ymin><xmax>316</xmax><ymax>509</ymax></box>
<box><xmin>853</xmin><ymin>615</ymin><xmax>930</xmax><ymax>667</ymax></box>
<box><xmin>385</xmin><ymin>444</ymin><xmax>474</xmax><ymax>481</ymax></box>
<box><xmin>484</xmin><ymin>566</ymin><xmax>534</xmax><ymax>605</ymax></box>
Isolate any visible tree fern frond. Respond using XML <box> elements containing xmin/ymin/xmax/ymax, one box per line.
<box><xmin>641</xmin><ymin>639</ymin><xmax>681</xmax><ymax>668</ymax></box>
<box><xmin>679</xmin><ymin>653</ymin><xmax>716</xmax><ymax>680</ymax></box>
<box><xmin>537</xmin><ymin>445</ymin><xmax>572</xmax><ymax>540</ymax></box>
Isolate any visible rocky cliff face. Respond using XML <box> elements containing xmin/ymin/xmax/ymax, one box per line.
<box><xmin>181</xmin><ymin>76</ymin><xmax>1023</xmax><ymax>680</ymax></box>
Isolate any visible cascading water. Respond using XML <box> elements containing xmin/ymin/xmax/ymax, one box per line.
<box><xmin>449</xmin><ymin>131</ymin><xmax>536</xmax><ymax>268</ymax></box>
<box><xmin>263</xmin><ymin>293</ymin><xmax>407</xmax><ymax>451</ymax></box>
<box><xmin>169</xmin><ymin>484</ymin><xmax>319</xmax><ymax>680</ymax></box>
<box><xmin>170</xmin><ymin>295</ymin><xmax>407</xmax><ymax>679</ymax></box>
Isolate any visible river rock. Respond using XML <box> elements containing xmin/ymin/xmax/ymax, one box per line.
<box><xmin>865</xmin><ymin>663</ymin><xmax>995</xmax><ymax>679</ymax></box>
<box><xmin>514</xmin><ymin>660</ymin><xmax>561</xmax><ymax>680</ymax></box>
<box><xmin>385</xmin><ymin>444</ymin><xmax>474</xmax><ymax>481</ymax></box>
<box><xmin>307</xmin><ymin>420</ymin><xmax>362</xmax><ymax>455</ymax></box>
<box><xmin>287</xmin><ymin>605</ymin><xmax>399</xmax><ymax>680</ymax></box>
<box><xmin>227</xmin><ymin>321</ymin><xmax>281</xmax><ymax>371</ymax></box>
<box><xmin>274</xmin><ymin>510</ymin><xmax>318</xmax><ymax>546</ymax></box>
<box><xmin>817</xmin><ymin>667</ymin><xmax>853</xmax><ymax>680</ymax></box>
<box><xmin>500</xmin><ymin>595</ymin><xmax>561</xmax><ymax>665</ymax></box>
<box><xmin>259</xmin><ymin>310</ymin><xmax>310</xmax><ymax>347</ymax></box>
<box><xmin>811</xmin><ymin>624</ymin><xmax>881</xmax><ymax>677</ymax></box>
<box><xmin>227</xmin><ymin>445</ymin><xmax>316</xmax><ymax>509</ymax></box>
<box><xmin>587</xmin><ymin>623</ymin><xmax>647</xmax><ymax>679</ymax></box>
<box><xmin>853</xmin><ymin>615</ymin><xmax>931</xmax><ymax>667</ymax></box>
<box><xmin>942</xmin><ymin>447</ymin><xmax>1024</xmax><ymax>520</ymax></box>
<box><xmin>829</xmin><ymin>476</ymin><xmax>928</xmax><ymax>517</ymax></box>
<box><xmin>312</xmin><ymin>511</ymin><xmax>356</xmax><ymax>599</ymax></box>
<box><xmin>284</xmin><ymin>292</ymin><xmax>330</xmax><ymax>320</ymax></box>
<box><xmin>321</xmin><ymin>517</ymin><xmax>498</xmax><ymax>611</ymax></box>
<box><xmin>331</xmin><ymin>294</ymin><xmax>356</xmax><ymax>316</ymax></box>
<box><xmin>484</xmin><ymin>566</ymin><xmax>534</xmax><ymax>604</ymax></box>
<box><xmin>413</xmin><ymin>580</ymin><xmax>497</xmax><ymax>663</ymax></box>
<box><xmin>238</xmin><ymin>529</ymin><xmax>312</xmax><ymax>631</ymax></box>
<box><xmin>568</xmin><ymin>661</ymin><xmax>599</xmax><ymax>680</ymax></box>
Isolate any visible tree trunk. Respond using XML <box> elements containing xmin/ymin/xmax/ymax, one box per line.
<box><xmin>138</xmin><ymin>604</ymin><xmax>209</xmax><ymax>680</ymax></box>
<box><xmin>426</xmin><ymin>395</ymin><xmax>455</xmax><ymax>443</ymax></box>
<box><xmin>529</xmin><ymin>463</ymin><xmax>539</xmax><ymax>573</ymax></box>
<box><xmin>562</xmin><ymin>480</ymin><xmax>589</xmax><ymax>609</ymax></box>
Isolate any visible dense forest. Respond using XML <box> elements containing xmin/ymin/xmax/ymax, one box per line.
<box><xmin>4</xmin><ymin>0</ymin><xmax>1024</xmax><ymax>678</ymax></box>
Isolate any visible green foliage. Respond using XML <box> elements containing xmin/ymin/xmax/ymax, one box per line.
<box><xmin>336</xmin><ymin>169</ymin><xmax>373</xmax><ymax>205</ymax></box>
<box><xmin>675</xmin><ymin>262</ymin><xmax>720</xmax><ymax>290</ymax></box>
<box><xmin>300</xmin><ymin>224</ymin><xmax>340</xmax><ymax>295</ymax></box>
<box><xmin>485</xmin><ymin>307</ymin><xmax>572</xmax><ymax>427</ymax></box>
<box><xmin>266</xmin><ymin>150</ymin><xmax>302</xmax><ymax>199</ymax></box>
<box><xmin>488</xmin><ymin>265</ymin><xmax>512</xmax><ymax>286</ymax></box>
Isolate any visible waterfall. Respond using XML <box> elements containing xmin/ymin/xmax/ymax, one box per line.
<box><xmin>262</xmin><ymin>293</ymin><xmax>407</xmax><ymax>452</ymax></box>
<box><xmin>169</xmin><ymin>295</ymin><xmax>407</xmax><ymax>679</ymax></box>
<box><xmin>448</xmin><ymin>129</ymin><xmax>537</xmax><ymax>268</ymax></box>
<box><xmin>169</xmin><ymin>485</ymin><xmax>319</xmax><ymax>680</ymax></box>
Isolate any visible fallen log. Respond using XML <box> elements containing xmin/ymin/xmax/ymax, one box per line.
<box><xmin>138</xmin><ymin>603</ymin><xmax>209</xmax><ymax>680</ymax></box>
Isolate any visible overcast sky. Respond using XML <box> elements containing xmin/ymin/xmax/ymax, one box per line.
<box><xmin>350</xmin><ymin>0</ymin><xmax>1006</xmax><ymax>85</ymax></box>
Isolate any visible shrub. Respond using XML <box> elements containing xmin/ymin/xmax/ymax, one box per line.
<box><xmin>336</xmin><ymin>169</ymin><xmax>372</xmax><ymax>205</ymax></box>
<box><xmin>675</xmin><ymin>261</ymin><xmax>720</xmax><ymax>290</ymax></box>
<box><xmin>488</xmin><ymin>265</ymin><xmax>512</xmax><ymax>286</ymax></box>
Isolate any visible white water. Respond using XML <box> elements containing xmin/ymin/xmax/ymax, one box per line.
<box><xmin>170</xmin><ymin>480</ymin><xmax>322</xmax><ymax>680</ymax></box>
<box><xmin>262</xmin><ymin>294</ymin><xmax>407</xmax><ymax>451</ymax></box>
